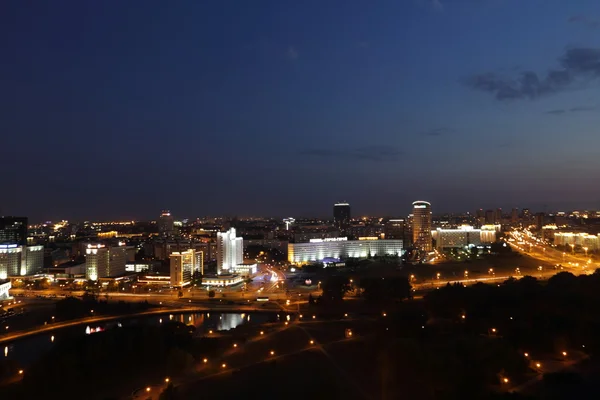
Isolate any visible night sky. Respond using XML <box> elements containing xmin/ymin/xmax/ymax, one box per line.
<box><xmin>2</xmin><ymin>1</ymin><xmax>600</xmax><ymax>222</ymax></box>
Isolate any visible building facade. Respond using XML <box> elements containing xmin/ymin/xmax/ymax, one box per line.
<box><xmin>554</xmin><ymin>232</ymin><xmax>600</xmax><ymax>251</ymax></box>
<box><xmin>0</xmin><ymin>216</ymin><xmax>28</xmax><ymax>245</ymax></box>
<box><xmin>333</xmin><ymin>203</ymin><xmax>351</xmax><ymax>228</ymax></box>
<box><xmin>217</xmin><ymin>228</ymin><xmax>243</xmax><ymax>274</ymax></box>
<box><xmin>412</xmin><ymin>201</ymin><xmax>432</xmax><ymax>252</ymax></box>
<box><xmin>288</xmin><ymin>238</ymin><xmax>403</xmax><ymax>264</ymax></box>
<box><xmin>170</xmin><ymin>249</ymin><xmax>195</xmax><ymax>287</ymax></box>
<box><xmin>432</xmin><ymin>226</ymin><xmax>496</xmax><ymax>250</ymax></box>
<box><xmin>158</xmin><ymin>210</ymin><xmax>174</xmax><ymax>236</ymax></box>
<box><xmin>0</xmin><ymin>244</ymin><xmax>44</xmax><ymax>279</ymax></box>
<box><xmin>85</xmin><ymin>244</ymin><xmax>129</xmax><ymax>280</ymax></box>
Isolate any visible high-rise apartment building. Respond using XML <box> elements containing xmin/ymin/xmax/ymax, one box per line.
<box><xmin>333</xmin><ymin>203</ymin><xmax>351</xmax><ymax>228</ymax></box>
<box><xmin>485</xmin><ymin>209</ymin><xmax>495</xmax><ymax>224</ymax></box>
<box><xmin>412</xmin><ymin>201</ymin><xmax>432</xmax><ymax>252</ymax></box>
<box><xmin>0</xmin><ymin>216</ymin><xmax>28</xmax><ymax>245</ymax></box>
<box><xmin>511</xmin><ymin>208</ymin><xmax>519</xmax><ymax>224</ymax></box>
<box><xmin>170</xmin><ymin>249</ymin><xmax>202</xmax><ymax>287</ymax></box>
<box><xmin>158</xmin><ymin>210</ymin><xmax>174</xmax><ymax>236</ymax></box>
<box><xmin>384</xmin><ymin>219</ymin><xmax>405</xmax><ymax>240</ymax></box>
<box><xmin>217</xmin><ymin>228</ymin><xmax>243</xmax><ymax>274</ymax></box>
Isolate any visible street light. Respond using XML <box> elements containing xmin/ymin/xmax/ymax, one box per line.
<box><xmin>583</xmin><ymin>247</ymin><xmax>588</xmax><ymax>256</ymax></box>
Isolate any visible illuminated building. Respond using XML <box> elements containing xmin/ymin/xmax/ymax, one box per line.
<box><xmin>0</xmin><ymin>281</ymin><xmax>11</xmax><ymax>300</ymax></box>
<box><xmin>554</xmin><ymin>232</ymin><xmax>600</xmax><ymax>251</ymax></box>
<box><xmin>170</xmin><ymin>249</ymin><xmax>200</xmax><ymax>287</ymax></box>
<box><xmin>217</xmin><ymin>228</ymin><xmax>243</xmax><ymax>274</ymax></box>
<box><xmin>0</xmin><ymin>245</ymin><xmax>21</xmax><ymax>280</ymax></box>
<box><xmin>0</xmin><ymin>244</ymin><xmax>44</xmax><ymax>279</ymax></box>
<box><xmin>24</xmin><ymin>245</ymin><xmax>44</xmax><ymax>275</ymax></box>
<box><xmin>412</xmin><ymin>201</ymin><xmax>432</xmax><ymax>252</ymax></box>
<box><xmin>85</xmin><ymin>244</ymin><xmax>129</xmax><ymax>280</ymax></box>
<box><xmin>283</xmin><ymin>218</ymin><xmax>295</xmax><ymax>230</ymax></box>
<box><xmin>288</xmin><ymin>237</ymin><xmax>403</xmax><ymax>264</ymax></box>
<box><xmin>333</xmin><ymin>203</ymin><xmax>351</xmax><ymax>228</ymax></box>
<box><xmin>0</xmin><ymin>216</ymin><xmax>28</xmax><ymax>245</ymax></box>
<box><xmin>432</xmin><ymin>226</ymin><xmax>496</xmax><ymax>250</ymax></box>
<box><xmin>158</xmin><ymin>210</ymin><xmax>174</xmax><ymax>236</ymax></box>
<box><xmin>231</xmin><ymin>262</ymin><xmax>257</xmax><ymax>277</ymax></box>
<box><xmin>202</xmin><ymin>275</ymin><xmax>244</xmax><ymax>287</ymax></box>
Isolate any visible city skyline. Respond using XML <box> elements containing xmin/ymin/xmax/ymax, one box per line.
<box><xmin>3</xmin><ymin>1</ymin><xmax>600</xmax><ymax>221</ymax></box>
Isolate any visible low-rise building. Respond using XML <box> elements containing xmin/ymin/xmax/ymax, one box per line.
<box><xmin>288</xmin><ymin>237</ymin><xmax>403</xmax><ymax>264</ymax></box>
<box><xmin>432</xmin><ymin>226</ymin><xmax>496</xmax><ymax>250</ymax></box>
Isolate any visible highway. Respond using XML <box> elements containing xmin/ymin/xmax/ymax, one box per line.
<box><xmin>508</xmin><ymin>230</ymin><xmax>597</xmax><ymax>275</ymax></box>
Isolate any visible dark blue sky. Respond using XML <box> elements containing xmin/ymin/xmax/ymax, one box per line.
<box><xmin>2</xmin><ymin>0</ymin><xmax>600</xmax><ymax>222</ymax></box>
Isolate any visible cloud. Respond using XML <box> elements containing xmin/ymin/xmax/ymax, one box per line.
<box><xmin>568</xmin><ymin>15</ymin><xmax>599</xmax><ymax>28</ymax></box>
<box><xmin>545</xmin><ymin>106</ymin><xmax>597</xmax><ymax>115</ymax></box>
<box><xmin>287</xmin><ymin>46</ymin><xmax>299</xmax><ymax>60</ymax></box>
<box><xmin>463</xmin><ymin>47</ymin><xmax>600</xmax><ymax>101</ymax></box>
<box><xmin>356</xmin><ymin>40</ymin><xmax>370</xmax><ymax>49</ymax></box>
<box><xmin>300</xmin><ymin>146</ymin><xmax>402</xmax><ymax>162</ymax></box>
<box><xmin>420</xmin><ymin>127</ymin><xmax>454</xmax><ymax>136</ymax></box>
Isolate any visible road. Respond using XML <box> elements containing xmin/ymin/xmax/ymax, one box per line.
<box><xmin>508</xmin><ymin>230</ymin><xmax>597</xmax><ymax>275</ymax></box>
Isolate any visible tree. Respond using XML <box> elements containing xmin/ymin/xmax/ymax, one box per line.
<box><xmin>470</xmin><ymin>246</ymin><xmax>479</xmax><ymax>258</ymax></box>
<box><xmin>320</xmin><ymin>276</ymin><xmax>351</xmax><ymax>304</ymax></box>
<box><xmin>159</xmin><ymin>383</ymin><xmax>180</xmax><ymax>400</ymax></box>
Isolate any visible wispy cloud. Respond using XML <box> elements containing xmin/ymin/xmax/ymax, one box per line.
<box><xmin>287</xmin><ymin>46</ymin><xmax>299</xmax><ymax>60</ymax></box>
<box><xmin>463</xmin><ymin>47</ymin><xmax>600</xmax><ymax>101</ymax></box>
<box><xmin>300</xmin><ymin>146</ymin><xmax>402</xmax><ymax>162</ymax></box>
<box><xmin>545</xmin><ymin>106</ymin><xmax>597</xmax><ymax>115</ymax></box>
<box><xmin>568</xmin><ymin>15</ymin><xmax>599</xmax><ymax>28</ymax></box>
<box><xmin>420</xmin><ymin>127</ymin><xmax>454</xmax><ymax>137</ymax></box>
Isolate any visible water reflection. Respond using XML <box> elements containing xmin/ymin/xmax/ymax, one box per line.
<box><xmin>217</xmin><ymin>313</ymin><xmax>243</xmax><ymax>331</ymax></box>
<box><xmin>2</xmin><ymin>312</ymin><xmax>273</xmax><ymax>367</ymax></box>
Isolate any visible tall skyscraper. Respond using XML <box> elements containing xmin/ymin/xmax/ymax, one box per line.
<box><xmin>511</xmin><ymin>208</ymin><xmax>519</xmax><ymax>224</ymax></box>
<box><xmin>412</xmin><ymin>201</ymin><xmax>432</xmax><ymax>252</ymax></box>
<box><xmin>495</xmin><ymin>208</ymin><xmax>502</xmax><ymax>223</ymax></box>
<box><xmin>85</xmin><ymin>244</ymin><xmax>109</xmax><ymax>281</ymax></box>
<box><xmin>158</xmin><ymin>210</ymin><xmax>174</xmax><ymax>236</ymax></box>
<box><xmin>0</xmin><ymin>216</ymin><xmax>28</xmax><ymax>245</ymax></box>
<box><xmin>333</xmin><ymin>203</ymin><xmax>351</xmax><ymax>228</ymax></box>
<box><xmin>217</xmin><ymin>228</ymin><xmax>243</xmax><ymax>274</ymax></box>
<box><xmin>485</xmin><ymin>209</ymin><xmax>496</xmax><ymax>224</ymax></box>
